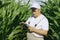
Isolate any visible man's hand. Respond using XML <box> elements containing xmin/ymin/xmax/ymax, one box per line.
<box><xmin>28</xmin><ymin>27</ymin><xmax>36</xmax><ymax>32</ymax></box>
<box><xmin>19</xmin><ymin>22</ymin><xmax>25</xmax><ymax>25</ymax></box>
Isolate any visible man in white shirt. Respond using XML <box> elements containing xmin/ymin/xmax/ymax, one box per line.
<box><xmin>20</xmin><ymin>3</ymin><xmax>49</xmax><ymax>40</ymax></box>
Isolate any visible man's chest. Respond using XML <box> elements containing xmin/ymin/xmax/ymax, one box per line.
<box><xmin>28</xmin><ymin>18</ymin><xmax>41</xmax><ymax>27</ymax></box>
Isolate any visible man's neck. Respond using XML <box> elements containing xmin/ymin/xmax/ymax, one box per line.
<box><xmin>34</xmin><ymin>13</ymin><xmax>41</xmax><ymax>18</ymax></box>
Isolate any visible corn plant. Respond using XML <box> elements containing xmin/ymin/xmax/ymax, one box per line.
<box><xmin>0</xmin><ymin>0</ymin><xmax>31</xmax><ymax>40</ymax></box>
<box><xmin>41</xmin><ymin>0</ymin><xmax>60</xmax><ymax>40</ymax></box>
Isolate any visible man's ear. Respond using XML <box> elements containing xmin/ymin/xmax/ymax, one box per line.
<box><xmin>39</xmin><ymin>9</ymin><xmax>41</xmax><ymax>13</ymax></box>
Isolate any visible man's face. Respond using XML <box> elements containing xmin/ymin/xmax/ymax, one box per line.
<box><xmin>31</xmin><ymin>8</ymin><xmax>40</xmax><ymax>17</ymax></box>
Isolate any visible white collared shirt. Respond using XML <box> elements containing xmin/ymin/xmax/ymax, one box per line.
<box><xmin>26</xmin><ymin>14</ymin><xmax>49</xmax><ymax>37</ymax></box>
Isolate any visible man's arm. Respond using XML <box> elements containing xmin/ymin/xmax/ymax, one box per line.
<box><xmin>28</xmin><ymin>26</ymin><xmax>48</xmax><ymax>35</ymax></box>
<box><xmin>33</xmin><ymin>28</ymin><xmax>48</xmax><ymax>35</ymax></box>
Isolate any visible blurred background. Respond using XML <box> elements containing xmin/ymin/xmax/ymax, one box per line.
<box><xmin>0</xmin><ymin>0</ymin><xmax>60</xmax><ymax>40</ymax></box>
<box><xmin>16</xmin><ymin>0</ymin><xmax>48</xmax><ymax>5</ymax></box>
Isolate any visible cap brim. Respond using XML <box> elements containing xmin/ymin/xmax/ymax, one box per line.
<box><xmin>30</xmin><ymin>7</ymin><xmax>37</xmax><ymax>9</ymax></box>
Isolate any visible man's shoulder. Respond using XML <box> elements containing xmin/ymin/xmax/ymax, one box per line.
<box><xmin>28</xmin><ymin>16</ymin><xmax>34</xmax><ymax>18</ymax></box>
<box><xmin>41</xmin><ymin>14</ymin><xmax>48</xmax><ymax>21</ymax></box>
<box><xmin>27</xmin><ymin>16</ymin><xmax>33</xmax><ymax>20</ymax></box>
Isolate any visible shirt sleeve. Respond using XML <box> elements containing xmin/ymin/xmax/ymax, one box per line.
<box><xmin>25</xmin><ymin>17</ymin><xmax>31</xmax><ymax>25</ymax></box>
<box><xmin>36</xmin><ymin>18</ymin><xmax>49</xmax><ymax>31</ymax></box>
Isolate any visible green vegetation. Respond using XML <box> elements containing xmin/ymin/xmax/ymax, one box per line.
<box><xmin>0</xmin><ymin>0</ymin><xmax>60</xmax><ymax>40</ymax></box>
<box><xmin>0</xmin><ymin>0</ymin><xmax>31</xmax><ymax>40</ymax></box>
<box><xmin>42</xmin><ymin>0</ymin><xmax>60</xmax><ymax>40</ymax></box>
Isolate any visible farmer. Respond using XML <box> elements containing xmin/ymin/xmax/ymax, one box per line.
<box><xmin>20</xmin><ymin>3</ymin><xmax>49</xmax><ymax>40</ymax></box>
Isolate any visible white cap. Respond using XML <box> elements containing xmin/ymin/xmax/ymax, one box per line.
<box><xmin>30</xmin><ymin>3</ymin><xmax>41</xmax><ymax>9</ymax></box>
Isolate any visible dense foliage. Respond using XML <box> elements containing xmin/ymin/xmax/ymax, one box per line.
<box><xmin>42</xmin><ymin>0</ymin><xmax>60</xmax><ymax>40</ymax></box>
<box><xmin>0</xmin><ymin>0</ymin><xmax>31</xmax><ymax>40</ymax></box>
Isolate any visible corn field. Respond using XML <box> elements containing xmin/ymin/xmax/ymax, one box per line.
<box><xmin>0</xmin><ymin>0</ymin><xmax>60</xmax><ymax>40</ymax></box>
